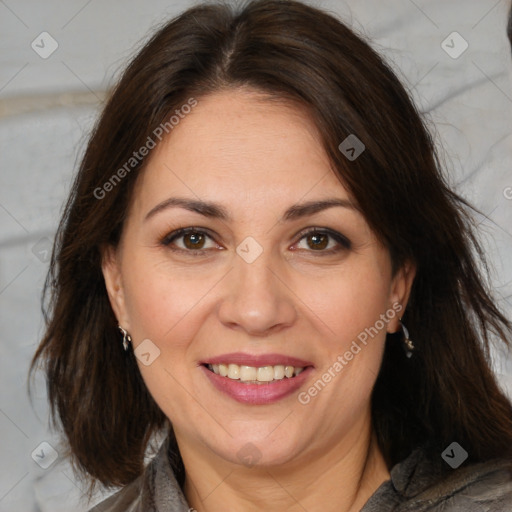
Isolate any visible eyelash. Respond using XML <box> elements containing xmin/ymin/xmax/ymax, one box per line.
<box><xmin>159</xmin><ymin>226</ymin><xmax>351</xmax><ymax>256</ymax></box>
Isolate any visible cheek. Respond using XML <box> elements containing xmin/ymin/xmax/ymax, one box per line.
<box><xmin>297</xmin><ymin>261</ymin><xmax>391</xmax><ymax>404</ymax></box>
<box><xmin>299</xmin><ymin>261</ymin><xmax>391</xmax><ymax>347</ymax></box>
<box><xmin>122</xmin><ymin>254</ymin><xmax>215</xmax><ymax>342</ymax></box>
<box><xmin>121</xmin><ymin>257</ymin><xmax>208</xmax><ymax>418</ymax></box>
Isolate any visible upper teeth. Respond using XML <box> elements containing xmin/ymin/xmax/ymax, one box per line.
<box><xmin>208</xmin><ymin>363</ymin><xmax>304</xmax><ymax>383</ymax></box>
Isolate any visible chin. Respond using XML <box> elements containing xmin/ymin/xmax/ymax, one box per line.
<box><xmin>212</xmin><ymin>432</ymin><xmax>304</xmax><ymax>468</ymax></box>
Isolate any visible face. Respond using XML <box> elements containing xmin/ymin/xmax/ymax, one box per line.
<box><xmin>102</xmin><ymin>88</ymin><xmax>415</xmax><ymax>469</ymax></box>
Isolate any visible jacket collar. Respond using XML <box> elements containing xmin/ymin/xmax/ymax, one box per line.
<box><xmin>90</xmin><ymin>435</ymin><xmax>512</xmax><ymax>511</ymax></box>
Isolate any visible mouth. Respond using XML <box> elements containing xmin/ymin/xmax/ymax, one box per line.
<box><xmin>204</xmin><ymin>363</ymin><xmax>307</xmax><ymax>384</ymax></box>
<box><xmin>199</xmin><ymin>354</ymin><xmax>314</xmax><ymax>405</ymax></box>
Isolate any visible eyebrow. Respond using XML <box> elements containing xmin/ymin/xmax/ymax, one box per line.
<box><xmin>144</xmin><ymin>196</ymin><xmax>356</xmax><ymax>223</ymax></box>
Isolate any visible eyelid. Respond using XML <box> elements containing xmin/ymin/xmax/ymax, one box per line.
<box><xmin>160</xmin><ymin>226</ymin><xmax>219</xmax><ymax>250</ymax></box>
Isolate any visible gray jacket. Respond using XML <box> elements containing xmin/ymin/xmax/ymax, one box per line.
<box><xmin>89</xmin><ymin>436</ymin><xmax>512</xmax><ymax>511</ymax></box>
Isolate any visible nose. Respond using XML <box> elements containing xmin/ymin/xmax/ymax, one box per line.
<box><xmin>217</xmin><ymin>248</ymin><xmax>298</xmax><ymax>337</ymax></box>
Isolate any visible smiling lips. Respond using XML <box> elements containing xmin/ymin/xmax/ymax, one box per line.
<box><xmin>201</xmin><ymin>352</ymin><xmax>314</xmax><ymax>404</ymax></box>
<box><xmin>207</xmin><ymin>363</ymin><xmax>304</xmax><ymax>383</ymax></box>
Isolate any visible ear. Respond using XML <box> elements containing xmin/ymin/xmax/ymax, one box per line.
<box><xmin>386</xmin><ymin>260</ymin><xmax>416</xmax><ymax>333</ymax></box>
<box><xmin>101</xmin><ymin>243</ymin><xmax>131</xmax><ymax>330</ymax></box>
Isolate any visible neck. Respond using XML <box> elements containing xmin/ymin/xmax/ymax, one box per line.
<box><xmin>179</xmin><ymin>414</ymin><xmax>390</xmax><ymax>512</ymax></box>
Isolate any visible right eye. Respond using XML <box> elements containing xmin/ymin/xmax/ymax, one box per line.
<box><xmin>160</xmin><ymin>227</ymin><xmax>221</xmax><ymax>254</ymax></box>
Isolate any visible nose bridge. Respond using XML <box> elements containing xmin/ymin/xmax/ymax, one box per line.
<box><xmin>236</xmin><ymin>244</ymin><xmax>275</xmax><ymax>292</ymax></box>
<box><xmin>217</xmin><ymin>238</ymin><xmax>297</xmax><ymax>335</ymax></box>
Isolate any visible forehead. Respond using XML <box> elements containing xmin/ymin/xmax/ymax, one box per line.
<box><xmin>132</xmin><ymin>89</ymin><xmax>351</xmax><ymax>214</ymax></box>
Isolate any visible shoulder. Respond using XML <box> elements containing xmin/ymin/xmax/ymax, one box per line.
<box><xmin>87</xmin><ymin>475</ymin><xmax>145</xmax><ymax>512</ymax></box>
<box><xmin>87</xmin><ymin>435</ymin><xmax>189</xmax><ymax>512</ymax></box>
<box><xmin>392</xmin><ymin>448</ymin><xmax>512</xmax><ymax>511</ymax></box>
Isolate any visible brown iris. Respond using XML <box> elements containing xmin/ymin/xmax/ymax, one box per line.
<box><xmin>183</xmin><ymin>232</ymin><xmax>206</xmax><ymax>249</ymax></box>
<box><xmin>306</xmin><ymin>233</ymin><xmax>328</xmax><ymax>250</ymax></box>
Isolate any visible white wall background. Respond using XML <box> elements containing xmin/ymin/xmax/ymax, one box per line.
<box><xmin>1</xmin><ymin>0</ymin><xmax>511</xmax><ymax>510</ymax></box>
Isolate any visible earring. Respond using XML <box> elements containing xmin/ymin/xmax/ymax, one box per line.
<box><xmin>118</xmin><ymin>324</ymin><xmax>132</xmax><ymax>351</ymax></box>
<box><xmin>400</xmin><ymin>319</ymin><xmax>414</xmax><ymax>358</ymax></box>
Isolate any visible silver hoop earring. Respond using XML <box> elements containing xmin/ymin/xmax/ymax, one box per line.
<box><xmin>400</xmin><ymin>319</ymin><xmax>414</xmax><ymax>358</ymax></box>
<box><xmin>118</xmin><ymin>324</ymin><xmax>132</xmax><ymax>351</ymax></box>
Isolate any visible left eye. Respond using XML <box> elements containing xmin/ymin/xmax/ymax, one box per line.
<box><xmin>294</xmin><ymin>229</ymin><xmax>350</xmax><ymax>253</ymax></box>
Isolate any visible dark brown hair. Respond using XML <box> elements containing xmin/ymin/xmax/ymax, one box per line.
<box><xmin>29</xmin><ymin>0</ymin><xmax>512</xmax><ymax>496</ymax></box>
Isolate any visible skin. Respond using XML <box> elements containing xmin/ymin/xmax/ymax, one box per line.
<box><xmin>102</xmin><ymin>88</ymin><xmax>416</xmax><ymax>512</ymax></box>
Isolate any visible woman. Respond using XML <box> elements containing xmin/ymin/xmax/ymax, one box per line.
<box><xmin>29</xmin><ymin>1</ymin><xmax>512</xmax><ymax>511</ymax></box>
